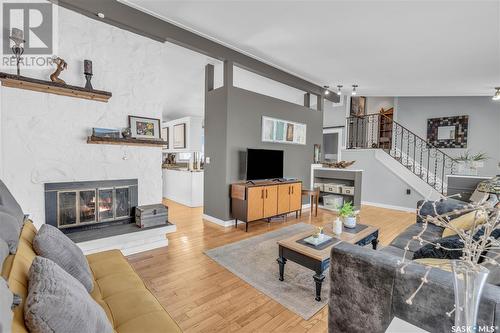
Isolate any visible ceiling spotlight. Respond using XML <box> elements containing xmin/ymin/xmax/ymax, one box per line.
<box><xmin>336</xmin><ymin>85</ymin><xmax>343</xmax><ymax>96</ymax></box>
<box><xmin>97</xmin><ymin>12</ymin><xmax>105</xmax><ymax>19</ymax></box>
<box><xmin>352</xmin><ymin>84</ymin><xmax>358</xmax><ymax>96</ymax></box>
<box><xmin>493</xmin><ymin>87</ymin><xmax>500</xmax><ymax>101</ymax></box>
<box><xmin>324</xmin><ymin>86</ymin><xmax>330</xmax><ymax>95</ymax></box>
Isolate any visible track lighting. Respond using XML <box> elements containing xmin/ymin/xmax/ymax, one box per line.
<box><xmin>336</xmin><ymin>85</ymin><xmax>343</xmax><ymax>96</ymax></box>
<box><xmin>493</xmin><ymin>87</ymin><xmax>500</xmax><ymax>101</ymax></box>
<box><xmin>324</xmin><ymin>86</ymin><xmax>330</xmax><ymax>95</ymax></box>
<box><xmin>352</xmin><ymin>84</ymin><xmax>358</xmax><ymax>96</ymax></box>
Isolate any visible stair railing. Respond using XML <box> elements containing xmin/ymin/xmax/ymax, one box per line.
<box><xmin>346</xmin><ymin>113</ymin><xmax>458</xmax><ymax>194</ymax></box>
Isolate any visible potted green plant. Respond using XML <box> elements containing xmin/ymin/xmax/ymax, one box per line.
<box><xmin>339</xmin><ymin>201</ymin><xmax>357</xmax><ymax>228</ymax></box>
<box><xmin>456</xmin><ymin>151</ymin><xmax>489</xmax><ymax>176</ymax></box>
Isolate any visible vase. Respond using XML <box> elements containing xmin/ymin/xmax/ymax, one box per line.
<box><xmin>343</xmin><ymin>216</ymin><xmax>356</xmax><ymax>229</ymax></box>
<box><xmin>451</xmin><ymin>260</ymin><xmax>489</xmax><ymax>331</ymax></box>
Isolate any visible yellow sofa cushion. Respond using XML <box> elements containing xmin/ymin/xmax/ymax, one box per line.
<box><xmin>442</xmin><ymin>210</ymin><xmax>487</xmax><ymax>237</ymax></box>
<box><xmin>2</xmin><ymin>223</ymin><xmax>181</xmax><ymax>333</ymax></box>
<box><xmin>87</xmin><ymin>250</ymin><xmax>181</xmax><ymax>333</ymax></box>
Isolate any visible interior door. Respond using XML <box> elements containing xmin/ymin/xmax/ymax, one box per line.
<box><xmin>289</xmin><ymin>183</ymin><xmax>302</xmax><ymax>211</ymax></box>
<box><xmin>263</xmin><ymin>185</ymin><xmax>278</xmax><ymax>218</ymax></box>
<box><xmin>277</xmin><ymin>184</ymin><xmax>291</xmax><ymax>215</ymax></box>
<box><xmin>247</xmin><ymin>186</ymin><xmax>264</xmax><ymax>221</ymax></box>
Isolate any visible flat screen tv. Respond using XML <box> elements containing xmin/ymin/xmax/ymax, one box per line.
<box><xmin>246</xmin><ymin>148</ymin><xmax>284</xmax><ymax>181</ymax></box>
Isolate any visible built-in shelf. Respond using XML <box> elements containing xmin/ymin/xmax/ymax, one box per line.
<box><xmin>87</xmin><ymin>136</ymin><xmax>167</xmax><ymax>147</ymax></box>
<box><xmin>0</xmin><ymin>72</ymin><xmax>112</xmax><ymax>102</ymax></box>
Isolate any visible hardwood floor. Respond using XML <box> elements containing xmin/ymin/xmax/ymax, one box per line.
<box><xmin>127</xmin><ymin>200</ymin><xmax>415</xmax><ymax>332</ymax></box>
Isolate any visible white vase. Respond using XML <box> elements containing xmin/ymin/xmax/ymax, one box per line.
<box><xmin>334</xmin><ymin>218</ymin><xmax>343</xmax><ymax>235</ymax></box>
<box><xmin>343</xmin><ymin>216</ymin><xmax>356</xmax><ymax>229</ymax></box>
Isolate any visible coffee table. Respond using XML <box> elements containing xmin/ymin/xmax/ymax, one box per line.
<box><xmin>276</xmin><ymin>223</ymin><xmax>379</xmax><ymax>301</ymax></box>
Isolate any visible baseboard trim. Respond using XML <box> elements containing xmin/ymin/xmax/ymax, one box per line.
<box><xmin>362</xmin><ymin>201</ymin><xmax>416</xmax><ymax>213</ymax></box>
<box><xmin>202</xmin><ymin>214</ymin><xmax>237</xmax><ymax>228</ymax></box>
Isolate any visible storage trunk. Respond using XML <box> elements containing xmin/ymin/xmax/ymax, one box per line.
<box><xmin>135</xmin><ymin>204</ymin><xmax>168</xmax><ymax>228</ymax></box>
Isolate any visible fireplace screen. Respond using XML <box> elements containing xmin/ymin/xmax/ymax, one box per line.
<box><xmin>57</xmin><ymin>186</ymin><xmax>130</xmax><ymax>228</ymax></box>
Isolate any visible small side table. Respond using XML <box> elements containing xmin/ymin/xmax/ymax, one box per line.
<box><xmin>300</xmin><ymin>187</ymin><xmax>320</xmax><ymax>217</ymax></box>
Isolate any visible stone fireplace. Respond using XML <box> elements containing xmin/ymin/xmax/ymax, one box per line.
<box><xmin>44</xmin><ymin>179</ymin><xmax>138</xmax><ymax>233</ymax></box>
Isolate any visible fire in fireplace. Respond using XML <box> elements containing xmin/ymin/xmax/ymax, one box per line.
<box><xmin>45</xmin><ymin>179</ymin><xmax>138</xmax><ymax>232</ymax></box>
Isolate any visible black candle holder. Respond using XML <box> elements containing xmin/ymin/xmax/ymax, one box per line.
<box><xmin>84</xmin><ymin>73</ymin><xmax>93</xmax><ymax>90</ymax></box>
<box><xmin>11</xmin><ymin>45</ymin><xmax>24</xmax><ymax>77</ymax></box>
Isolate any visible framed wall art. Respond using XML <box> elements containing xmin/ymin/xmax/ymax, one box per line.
<box><xmin>173</xmin><ymin>123</ymin><xmax>186</xmax><ymax>149</ymax></box>
<box><xmin>128</xmin><ymin>115</ymin><xmax>161</xmax><ymax>140</ymax></box>
<box><xmin>261</xmin><ymin>116</ymin><xmax>306</xmax><ymax>145</ymax></box>
<box><xmin>350</xmin><ymin>96</ymin><xmax>366</xmax><ymax>117</ymax></box>
<box><xmin>427</xmin><ymin>115</ymin><xmax>468</xmax><ymax>148</ymax></box>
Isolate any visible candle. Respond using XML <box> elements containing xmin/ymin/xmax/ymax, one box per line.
<box><xmin>84</xmin><ymin>60</ymin><xmax>93</xmax><ymax>75</ymax></box>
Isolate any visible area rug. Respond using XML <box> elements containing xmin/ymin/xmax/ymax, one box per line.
<box><xmin>204</xmin><ymin>223</ymin><xmax>330</xmax><ymax>320</ymax></box>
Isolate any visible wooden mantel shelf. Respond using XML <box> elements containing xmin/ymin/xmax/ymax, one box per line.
<box><xmin>87</xmin><ymin>136</ymin><xmax>167</xmax><ymax>147</ymax></box>
<box><xmin>0</xmin><ymin>72</ymin><xmax>112</xmax><ymax>102</ymax></box>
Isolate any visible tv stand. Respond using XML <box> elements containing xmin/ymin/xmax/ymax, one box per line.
<box><xmin>230</xmin><ymin>179</ymin><xmax>302</xmax><ymax>232</ymax></box>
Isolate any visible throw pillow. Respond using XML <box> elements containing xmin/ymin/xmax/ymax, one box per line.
<box><xmin>24</xmin><ymin>257</ymin><xmax>113</xmax><ymax>333</ymax></box>
<box><xmin>0</xmin><ymin>211</ymin><xmax>22</xmax><ymax>253</ymax></box>
<box><xmin>413</xmin><ymin>228</ymin><xmax>500</xmax><ymax>261</ymax></box>
<box><xmin>469</xmin><ymin>189</ymin><xmax>489</xmax><ymax>204</ymax></box>
<box><xmin>0</xmin><ymin>180</ymin><xmax>25</xmax><ymax>226</ymax></box>
<box><xmin>33</xmin><ymin>224</ymin><xmax>93</xmax><ymax>292</ymax></box>
<box><xmin>0</xmin><ymin>238</ymin><xmax>8</xmax><ymax>268</ymax></box>
<box><xmin>442</xmin><ymin>210</ymin><xmax>487</xmax><ymax>237</ymax></box>
<box><xmin>0</xmin><ymin>278</ymin><xmax>13</xmax><ymax>333</ymax></box>
<box><xmin>413</xmin><ymin>258</ymin><xmax>452</xmax><ymax>272</ymax></box>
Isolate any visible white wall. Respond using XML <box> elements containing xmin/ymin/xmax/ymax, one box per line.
<box><xmin>0</xmin><ymin>8</ymin><xmax>185</xmax><ymax>226</ymax></box>
<box><xmin>397</xmin><ymin>97</ymin><xmax>500</xmax><ymax>176</ymax></box>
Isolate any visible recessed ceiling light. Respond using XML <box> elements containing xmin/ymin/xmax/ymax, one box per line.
<box><xmin>352</xmin><ymin>84</ymin><xmax>358</xmax><ymax>96</ymax></box>
<box><xmin>336</xmin><ymin>85</ymin><xmax>343</xmax><ymax>96</ymax></box>
<box><xmin>97</xmin><ymin>12</ymin><xmax>105</xmax><ymax>19</ymax></box>
<box><xmin>324</xmin><ymin>86</ymin><xmax>330</xmax><ymax>95</ymax></box>
<box><xmin>493</xmin><ymin>87</ymin><xmax>500</xmax><ymax>101</ymax></box>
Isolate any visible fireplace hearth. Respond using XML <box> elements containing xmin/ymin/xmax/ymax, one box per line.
<box><xmin>45</xmin><ymin>179</ymin><xmax>138</xmax><ymax>233</ymax></box>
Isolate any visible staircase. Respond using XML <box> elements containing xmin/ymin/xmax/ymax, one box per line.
<box><xmin>346</xmin><ymin>113</ymin><xmax>458</xmax><ymax>195</ymax></box>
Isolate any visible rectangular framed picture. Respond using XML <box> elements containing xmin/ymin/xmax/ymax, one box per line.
<box><xmin>173</xmin><ymin>123</ymin><xmax>186</xmax><ymax>148</ymax></box>
<box><xmin>261</xmin><ymin>116</ymin><xmax>306</xmax><ymax>145</ymax></box>
<box><xmin>128</xmin><ymin>116</ymin><xmax>161</xmax><ymax>140</ymax></box>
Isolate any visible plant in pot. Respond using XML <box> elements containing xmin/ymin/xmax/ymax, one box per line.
<box><xmin>339</xmin><ymin>201</ymin><xmax>357</xmax><ymax>228</ymax></box>
<box><xmin>456</xmin><ymin>151</ymin><xmax>489</xmax><ymax>176</ymax></box>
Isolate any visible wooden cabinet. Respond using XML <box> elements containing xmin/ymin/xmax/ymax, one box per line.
<box><xmin>263</xmin><ymin>185</ymin><xmax>278</xmax><ymax>218</ymax></box>
<box><xmin>231</xmin><ymin>180</ymin><xmax>302</xmax><ymax>231</ymax></box>
<box><xmin>247</xmin><ymin>186</ymin><xmax>264</xmax><ymax>221</ymax></box>
<box><xmin>290</xmin><ymin>183</ymin><xmax>302</xmax><ymax>211</ymax></box>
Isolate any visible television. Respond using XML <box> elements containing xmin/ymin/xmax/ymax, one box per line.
<box><xmin>246</xmin><ymin>148</ymin><xmax>284</xmax><ymax>181</ymax></box>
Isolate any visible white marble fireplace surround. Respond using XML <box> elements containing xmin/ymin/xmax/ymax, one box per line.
<box><xmin>0</xmin><ymin>6</ymin><xmax>202</xmax><ymax>228</ymax></box>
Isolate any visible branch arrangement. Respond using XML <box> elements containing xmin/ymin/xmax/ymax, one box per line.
<box><xmin>398</xmin><ymin>196</ymin><xmax>500</xmax><ymax>311</ymax></box>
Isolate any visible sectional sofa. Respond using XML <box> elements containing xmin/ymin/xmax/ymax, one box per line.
<box><xmin>328</xmin><ymin>198</ymin><xmax>500</xmax><ymax>333</ymax></box>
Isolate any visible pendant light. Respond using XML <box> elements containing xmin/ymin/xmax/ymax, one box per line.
<box><xmin>352</xmin><ymin>84</ymin><xmax>358</xmax><ymax>96</ymax></box>
<box><xmin>336</xmin><ymin>85</ymin><xmax>343</xmax><ymax>95</ymax></box>
<box><xmin>324</xmin><ymin>86</ymin><xmax>330</xmax><ymax>95</ymax></box>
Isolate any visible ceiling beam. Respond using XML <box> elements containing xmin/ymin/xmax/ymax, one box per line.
<box><xmin>50</xmin><ymin>0</ymin><xmax>339</xmax><ymax>103</ymax></box>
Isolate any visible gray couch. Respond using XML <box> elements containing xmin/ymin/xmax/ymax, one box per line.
<box><xmin>328</xmin><ymin>198</ymin><xmax>500</xmax><ymax>333</ymax></box>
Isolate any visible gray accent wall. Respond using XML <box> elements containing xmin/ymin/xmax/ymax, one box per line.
<box><xmin>396</xmin><ymin>97</ymin><xmax>500</xmax><ymax>176</ymax></box>
<box><xmin>204</xmin><ymin>86</ymin><xmax>323</xmax><ymax>221</ymax></box>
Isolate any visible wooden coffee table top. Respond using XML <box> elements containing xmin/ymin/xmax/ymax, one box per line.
<box><xmin>277</xmin><ymin>223</ymin><xmax>379</xmax><ymax>261</ymax></box>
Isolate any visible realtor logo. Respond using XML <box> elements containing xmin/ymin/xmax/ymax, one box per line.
<box><xmin>1</xmin><ymin>0</ymin><xmax>57</xmax><ymax>69</ymax></box>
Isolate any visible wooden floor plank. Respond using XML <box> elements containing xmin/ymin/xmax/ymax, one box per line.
<box><xmin>128</xmin><ymin>199</ymin><xmax>415</xmax><ymax>332</ymax></box>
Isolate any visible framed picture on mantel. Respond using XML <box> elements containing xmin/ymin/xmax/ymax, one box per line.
<box><xmin>173</xmin><ymin>123</ymin><xmax>186</xmax><ymax>149</ymax></box>
<box><xmin>129</xmin><ymin>115</ymin><xmax>161</xmax><ymax>140</ymax></box>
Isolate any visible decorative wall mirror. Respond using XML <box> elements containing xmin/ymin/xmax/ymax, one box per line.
<box><xmin>427</xmin><ymin>115</ymin><xmax>468</xmax><ymax>148</ymax></box>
